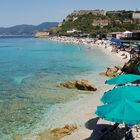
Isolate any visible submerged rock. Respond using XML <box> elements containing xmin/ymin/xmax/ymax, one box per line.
<box><xmin>101</xmin><ymin>66</ymin><xmax>122</xmax><ymax>77</ymax></box>
<box><xmin>36</xmin><ymin>130</ymin><xmax>58</xmax><ymax>140</ymax></box>
<box><xmin>60</xmin><ymin>80</ymin><xmax>97</xmax><ymax>91</ymax></box>
<box><xmin>12</xmin><ymin>134</ymin><xmax>23</xmax><ymax>140</ymax></box>
<box><xmin>50</xmin><ymin>124</ymin><xmax>77</xmax><ymax>138</ymax></box>
<box><xmin>36</xmin><ymin>124</ymin><xmax>77</xmax><ymax>140</ymax></box>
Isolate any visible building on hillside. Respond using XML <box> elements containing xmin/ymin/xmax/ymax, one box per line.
<box><xmin>92</xmin><ymin>19</ymin><xmax>110</xmax><ymax>27</ymax></box>
<box><xmin>106</xmin><ymin>11</ymin><xmax>124</xmax><ymax>17</ymax></box>
<box><xmin>132</xmin><ymin>12</ymin><xmax>140</xmax><ymax>19</ymax></box>
<box><xmin>66</xmin><ymin>29</ymin><xmax>81</xmax><ymax>34</ymax></box>
<box><xmin>65</xmin><ymin>10</ymin><xmax>106</xmax><ymax>22</ymax></box>
<box><xmin>132</xmin><ymin>30</ymin><xmax>140</xmax><ymax>40</ymax></box>
<box><xmin>108</xmin><ymin>32</ymin><xmax>124</xmax><ymax>39</ymax></box>
<box><xmin>107</xmin><ymin>11</ymin><xmax>133</xmax><ymax>19</ymax></box>
<box><xmin>72</xmin><ymin>17</ymin><xmax>78</xmax><ymax>21</ymax></box>
<box><xmin>134</xmin><ymin>19</ymin><xmax>140</xmax><ymax>24</ymax></box>
<box><xmin>35</xmin><ymin>32</ymin><xmax>50</xmax><ymax>38</ymax></box>
<box><xmin>123</xmin><ymin>31</ymin><xmax>133</xmax><ymax>38</ymax></box>
<box><xmin>123</xmin><ymin>19</ymin><xmax>133</xmax><ymax>24</ymax></box>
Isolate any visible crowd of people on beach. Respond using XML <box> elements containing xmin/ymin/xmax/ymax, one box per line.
<box><xmin>48</xmin><ymin>36</ymin><xmax>130</xmax><ymax>60</ymax></box>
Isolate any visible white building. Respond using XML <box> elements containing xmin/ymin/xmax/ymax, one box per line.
<box><xmin>132</xmin><ymin>12</ymin><xmax>140</xmax><ymax>19</ymax></box>
<box><xmin>66</xmin><ymin>29</ymin><xmax>77</xmax><ymax>34</ymax></box>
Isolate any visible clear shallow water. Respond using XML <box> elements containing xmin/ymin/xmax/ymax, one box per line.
<box><xmin>0</xmin><ymin>37</ymin><xmax>120</xmax><ymax>139</ymax></box>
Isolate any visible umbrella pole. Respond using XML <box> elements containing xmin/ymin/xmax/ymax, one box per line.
<box><xmin>124</xmin><ymin>125</ymin><xmax>129</xmax><ymax>140</ymax></box>
<box><xmin>124</xmin><ymin>125</ymin><xmax>134</xmax><ymax>140</ymax></box>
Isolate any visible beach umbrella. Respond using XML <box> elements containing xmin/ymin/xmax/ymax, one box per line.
<box><xmin>101</xmin><ymin>86</ymin><xmax>140</xmax><ymax>104</ymax></box>
<box><xmin>105</xmin><ymin>74</ymin><xmax>140</xmax><ymax>85</ymax></box>
<box><xmin>111</xmin><ymin>40</ymin><xmax>122</xmax><ymax>44</ymax></box>
<box><xmin>96</xmin><ymin>100</ymin><xmax>140</xmax><ymax>125</ymax></box>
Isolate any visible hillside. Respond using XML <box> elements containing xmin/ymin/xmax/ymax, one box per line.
<box><xmin>52</xmin><ymin>10</ymin><xmax>140</xmax><ymax>37</ymax></box>
<box><xmin>0</xmin><ymin>22</ymin><xmax>58</xmax><ymax>36</ymax></box>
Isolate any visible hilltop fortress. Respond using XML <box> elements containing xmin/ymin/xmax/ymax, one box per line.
<box><xmin>35</xmin><ymin>9</ymin><xmax>140</xmax><ymax>37</ymax></box>
<box><xmin>65</xmin><ymin>9</ymin><xmax>140</xmax><ymax>21</ymax></box>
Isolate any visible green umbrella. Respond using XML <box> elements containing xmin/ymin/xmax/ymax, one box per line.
<box><xmin>96</xmin><ymin>100</ymin><xmax>140</xmax><ymax>124</ymax></box>
<box><xmin>105</xmin><ymin>74</ymin><xmax>140</xmax><ymax>85</ymax></box>
<box><xmin>101</xmin><ymin>86</ymin><xmax>140</xmax><ymax>104</ymax></box>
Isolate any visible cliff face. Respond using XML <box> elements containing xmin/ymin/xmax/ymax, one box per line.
<box><xmin>35</xmin><ymin>32</ymin><xmax>50</xmax><ymax>38</ymax></box>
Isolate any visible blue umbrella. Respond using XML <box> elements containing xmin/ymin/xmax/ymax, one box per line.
<box><xmin>111</xmin><ymin>40</ymin><xmax>122</xmax><ymax>44</ymax></box>
<box><xmin>101</xmin><ymin>86</ymin><xmax>140</xmax><ymax>104</ymax></box>
<box><xmin>105</xmin><ymin>74</ymin><xmax>140</xmax><ymax>85</ymax></box>
<box><xmin>96</xmin><ymin>100</ymin><xmax>140</xmax><ymax>125</ymax></box>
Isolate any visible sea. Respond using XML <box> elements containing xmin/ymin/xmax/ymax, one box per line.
<box><xmin>0</xmin><ymin>36</ymin><xmax>121</xmax><ymax>139</ymax></box>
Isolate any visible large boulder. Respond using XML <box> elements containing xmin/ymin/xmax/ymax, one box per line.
<box><xmin>122</xmin><ymin>57</ymin><xmax>140</xmax><ymax>75</ymax></box>
<box><xmin>60</xmin><ymin>80</ymin><xmax>97</xmax><ymax>91</ymax></box>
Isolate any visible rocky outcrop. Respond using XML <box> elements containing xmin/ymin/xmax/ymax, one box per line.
<box><xmin>51</xmin><ymin>124</ymin><xmax>77</xmax><ymax>138</ymax></box>
<box><xmin>60</xmin><ymin>80</ymin><xmax>97</xmax><ymax>91</ymax></box>
<box><xmin>101</xmin><ymin>66</ymin><xmax>122</xmax><ymax>77</ymax></box>
<box><xmin>121</xmin><ymin>57</ymin><xmax>140</xmax><ymax>75</ymax></box>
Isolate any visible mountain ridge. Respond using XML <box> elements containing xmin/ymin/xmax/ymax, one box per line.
<box><xmin>0</xmin><ymin>22</ymin><xmax>58</xmax><ymax>36</ymax></box>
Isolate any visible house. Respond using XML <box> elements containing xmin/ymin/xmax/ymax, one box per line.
<box><xmin>121</xmin><ymin>30</ymin><xmax>140</xmax><ymax>40</ymax></box>
<box><xmin>66</xmin><ymin>29</ymin><xmax>81</xmax><ymax>34</ymax></box>
<box><xmin>123</xmin><ymin>31</ymin><xmax>132</xmax><ymax>38</ymax></box>
<box><xmin>132</xmin><ymin>12</ymin><xmax>140</xmax><ymax>19</ymax></box>
<box><xmin>132</xmin><ymin>30</ymin><xmax>140</xmax><ymax>40</ymax></box>
<box><xmin>108</xmin><ymin>32</ymin><xmax>124</xmax><ymax>39</ymax></box>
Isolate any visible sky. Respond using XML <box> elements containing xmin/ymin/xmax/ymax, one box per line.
<box><xmin>0</xmin><ymin>0</ymin><xmax>140</xmax><ymax>27</ymax></box>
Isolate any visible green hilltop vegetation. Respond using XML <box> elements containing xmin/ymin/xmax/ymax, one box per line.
<box><xmin>49</xmin><ymin>10</ymin><xmax>140</xmax><ymax>37</ymax></box>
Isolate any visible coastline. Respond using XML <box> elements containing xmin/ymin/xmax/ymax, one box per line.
<box><xmin>46</xmin><ymin>36</ymin><xmax>129</xmax><ymax>140</ymax></box>
<box><xmin>22</xmin><ymin>37</ymin><xmax>130</xmax><ymax>140</ymax></box>
<box><xmin>0</xmin><ymin>36</ymin><xmax>128</xmax><ymax>140</ymax></box>
<box><xmin>47</xmin><ymin>36</ymin><xmax>130</xmax><ymax>64</ymax></box>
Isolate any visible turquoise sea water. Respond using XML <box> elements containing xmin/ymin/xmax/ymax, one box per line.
<box><xmin>0</xmin><ymin>37</ymin><xmax>120</xmax><ymax>139</ymax></box>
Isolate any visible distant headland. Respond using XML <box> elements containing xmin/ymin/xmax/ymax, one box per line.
<box><xmin>0</xmin><ymin>22</ymin><xmax>58</xmax><ymax>36</ymax></box>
